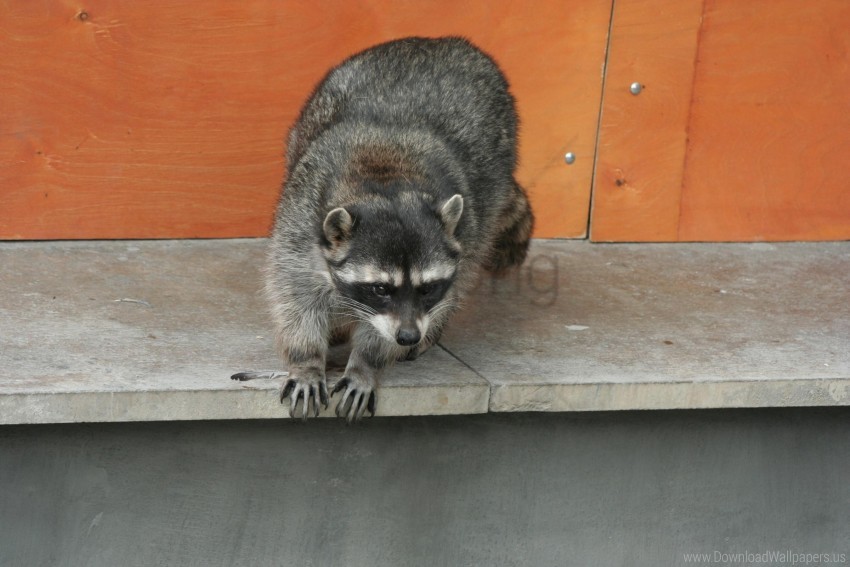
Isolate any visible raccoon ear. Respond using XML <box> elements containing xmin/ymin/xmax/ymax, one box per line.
<box><xmin>438</xmin><ymin>194</ymin><xmax>464</xmax><ymax>237</ymax></box>
<box><xmin>323</xmin><ymin>207</ymin><xmax>353</xmax><ymax>246</ymax></box>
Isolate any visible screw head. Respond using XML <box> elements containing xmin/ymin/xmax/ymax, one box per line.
<box><xmin>630</xmin><ymin>82</ymin><xmax>642</xmax><ymax>95</ymax></box>
<box><xmin>564</xmin><ymin>152</ymin><xmax>576</xmax><ymax>165</ymax></box>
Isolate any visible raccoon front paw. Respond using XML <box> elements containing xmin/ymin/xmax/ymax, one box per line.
<box><xmin>331</xmin><ymin>375</ymin><xmax>376</xmax><ymax>423</ymax></box>
<box><xmin>280</xmin><ymin>372</ymin><xmax>329</xmax><ymax>421</ymax></box>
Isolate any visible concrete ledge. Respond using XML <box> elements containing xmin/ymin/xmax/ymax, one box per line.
<box><xmin>1</xmin><ymin>239</ymin><xmax>848</xmax><ymax>424</ymax></box>
<box><xmin>488</xmin><ymin>379</ymin><xmax>850</xmax><ymax>413</ymax></box>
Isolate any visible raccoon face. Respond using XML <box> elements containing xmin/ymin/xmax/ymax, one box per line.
<box><xmin>332</xmin><ymin>265</ymin><xmax>455</xmax><ymax>346</ymax></box>
<box><xmin>321</xmin><ymin>194</ymin><xmax>463</xmax><ymax>346</ymax></box>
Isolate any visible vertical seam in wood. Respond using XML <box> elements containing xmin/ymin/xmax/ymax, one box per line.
<box><xmin>676</xmin><ymin>0</ymin><xmax>707</xmax><ymax>241</ymax></box>
<box><xmin>586</xmin><ymin>0</ymin><xmax>618</xmax><ymax>242</ymax></box>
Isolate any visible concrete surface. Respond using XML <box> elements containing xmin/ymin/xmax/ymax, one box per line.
<box><xmin>1</xmin><ymin>410</ymin><xmax>849</xmax><ymax>567</ymax></box>
<box><xmin>442</xmin><ymin>240</ymin><xmax>850</xmax><ymax>412</ymax></box>
<box><xmin>0</xmin><ymin>239</ymin><xmax>848</xmax><ymax>423</ymax></box>
<box><xmin>0</xmin><ymin>240</ymin><xmax>487</xmax><ymax>423</ymax></box>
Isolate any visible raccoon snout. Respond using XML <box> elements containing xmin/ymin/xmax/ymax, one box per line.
<box><xmin>396</xmin><ymin>328</ymin><xmax>421</xmax><ymax>347</ymax></box>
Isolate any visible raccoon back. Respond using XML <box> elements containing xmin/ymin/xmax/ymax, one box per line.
<box><xmin>287</xmin><ymin>37</ymin><xmax>519</xmax><ymax>196</ymax></box>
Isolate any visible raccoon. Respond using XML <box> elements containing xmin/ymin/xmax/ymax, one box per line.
<box><xmin>232</xmin><ymin>37</ymin><xmax>533</xmax><ymax>422</ymax></box>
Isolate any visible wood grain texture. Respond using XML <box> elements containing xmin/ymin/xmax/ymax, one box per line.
<box><xmin>592</xmin><ymin>0</ymin><xmax>850</xmax><ymax>242</ymax></box>
<box><xmin>0</xmin><ymin>0</ymin><xmax>612</xmax><ymax>240</ymax></box>
<box><xmin>678</xmin><ymin>0</ymin><xmax>850</xmax><ymax>241</ymax></box>
<box><xmin>590</xmin><ymin>0</ymin><xmax>705</xmax><ymax>242</ymax></box>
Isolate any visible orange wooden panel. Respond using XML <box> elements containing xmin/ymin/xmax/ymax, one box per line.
<box><xmin>0</xmin><ymin>1</ymin><xmax>611</xmax><ymax>240</ymax></box>
<box><xmin>678</xmin><ymin>0</ymin><xmax>850</xmax><ymax>241</ymax></box>
<box><xmin>593</xmin><ymin>0</ymin><xmax>850</xmax><ymax>242</ymax></box>
<box><xmin>590</xmin><ymin>0</ymin><xmax>704</xmax><ymax>242</ymax></box>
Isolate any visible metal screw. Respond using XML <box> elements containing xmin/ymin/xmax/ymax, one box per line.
<box><xmin>630</xmin><ymin>82</ymin><xmax>642</xmax><ymax>95</ymax></box>
<box><xmin>564</xmin><ymin>152</ymin><xmax>576</xmax><ymax>165</ymax></box>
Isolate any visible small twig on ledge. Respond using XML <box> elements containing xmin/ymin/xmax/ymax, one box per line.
<box><xmin>113</xmin><ymin>298</ymin><xmax>153</xmax><ymax>308</ymax></box>
<box><xmin>231</xmin><ymin>371</ymin><xmax>289</xmax><ymax>381</ymax></box>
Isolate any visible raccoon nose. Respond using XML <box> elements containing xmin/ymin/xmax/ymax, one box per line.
<box><xmin>396</xmin><ymin>328</ymin><xmax>421</xmax><ymax>346</ymax></box>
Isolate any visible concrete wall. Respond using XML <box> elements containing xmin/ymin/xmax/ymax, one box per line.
<box><xmin>2</xmin><ymin>410</ymin><xmax>848</xmax><ymax>566</ymax></box>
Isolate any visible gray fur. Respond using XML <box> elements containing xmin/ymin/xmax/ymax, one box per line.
<box><xmin>238</xmin><ymin>37</ymin><xmax>534</xmax><ymax>422</ymax></box>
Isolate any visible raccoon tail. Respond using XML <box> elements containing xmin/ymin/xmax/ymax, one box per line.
<box><xmin>483</xmin><ymin>180</ymin><xmax>534</xmax><ymax>275</ymax></box>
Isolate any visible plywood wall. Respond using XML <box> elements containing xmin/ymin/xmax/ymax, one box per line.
<box><xmin>591</xmin><ymin>0</ymin><xmax>850</xmax><ymax>241</ymax></box>
<box><xmin>6</xmin><ymin>1</ymin><xmax>847</xmax><ymax>243</ymax></box>
<box><xmin>0</xmin><ymin>1</ymin><xmax>611</xmax><ymax>240</ymax></box>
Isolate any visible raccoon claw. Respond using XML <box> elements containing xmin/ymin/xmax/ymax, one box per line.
<box><xmin>280</xmin><ymin>377</ymin><xmax>329</xmax><ymax>420</ymax></box>
<box><xmin>331</xmin><ymin>377</ymin><xmax>376</xmax><ymax>423</ymax></box>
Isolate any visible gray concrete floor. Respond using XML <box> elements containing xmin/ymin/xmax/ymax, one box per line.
<box><xmin>2</xmin><ymin>240</ymin><xmax>849</xmax><ymax>565</ymax></box>
<box><xmin>1</xmin><ymin>410</ymin><xmax>849</xmax><ymax>567</ymax></box>
<box><xmin>1</xmin><ymin>239</ymin><xmax>849</xmax><ymax>423</ymax></box>
<box><xmin>445</xmin><ymin>239</ymin><xmax>850</xmax><ymax>411</ymax></box>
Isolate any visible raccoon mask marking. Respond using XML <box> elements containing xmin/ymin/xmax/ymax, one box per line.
<box><xmin>320</xmin><ymin>194</ymin><xmax>461</xmax><ymax>347</ymax></box>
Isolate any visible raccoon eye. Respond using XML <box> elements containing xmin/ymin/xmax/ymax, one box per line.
<box><xmin>418</xmin><ymin>283</ymin><xmax>436</xmax><ymax>296</ymax></box>
<box><xmin>371</xmin><ymin>283</ymin><xmax>391</xmax><ymax>297</ymax></box>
